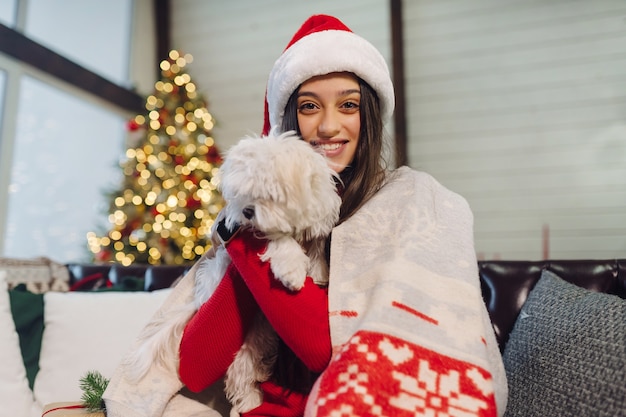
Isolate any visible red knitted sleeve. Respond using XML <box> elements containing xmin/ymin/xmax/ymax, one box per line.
<box><xmin>178</xmin><ymin>263</ymin><xmax>259</xmax><ymax>392</ymax></box>
<box><xmin>226</xmin><ymin>230</ymin><xmax>332</xmax><ymax>373</ymax></box>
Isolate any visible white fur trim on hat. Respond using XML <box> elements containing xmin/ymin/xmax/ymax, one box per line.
<box><xmin>267</xmin><ymin>29</ymin><xmax>395</xmax><ymax>132</ymax></box>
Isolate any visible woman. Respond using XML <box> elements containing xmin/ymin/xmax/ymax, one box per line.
<box><xmin>104</xmin><ymin>14</ymin><xmax>507</xmax><ymax>417</ymax></box>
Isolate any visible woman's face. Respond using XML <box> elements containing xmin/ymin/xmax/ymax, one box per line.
<box><xmin>296</xmin><ymin>72</ymin><xmax>361</xmax><ymax>173</ymax></box>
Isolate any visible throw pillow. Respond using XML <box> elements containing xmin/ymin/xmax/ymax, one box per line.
<box><xmin>0</xmin><ymin>271</ymin><xmax>38</xmax><ymax>417</ymax></box>
<box><xmin>502</xmin><ymin>269</ymin><xmax>626</xmax><ymax>417</ymax></box>
<box><xmin>32</xmin><ymin>288</ymin><xmax>172</xmax><ymax>409</ymax></box>
<box><xmin>9</xmin><ymin>283</ymin><xmax>45</xmax><ymax>389</ymax></box>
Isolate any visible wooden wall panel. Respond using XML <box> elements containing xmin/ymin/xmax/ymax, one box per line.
<box><xmin>403</xmin><ymin>0</ymin><xmax>626</xmax><ymax>259</ymax></box>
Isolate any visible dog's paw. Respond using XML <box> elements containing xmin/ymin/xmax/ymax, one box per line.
<box><xmin>233</xmin><ymin>389</ymin><xmax>263</xmax><ymax>415</ymax></box>
<box><xmin>272</xmin><ymin>260</ymin><xmax>307</xmax><ymax>291</ymax></box>
<box><xmin>261</xmin><ymin>238</ymin><xmax>308</xmax><ymax>291</ymax></box>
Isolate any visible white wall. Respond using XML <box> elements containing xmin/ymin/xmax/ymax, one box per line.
<box><xmin>404</xmin><ymin>0</ymin><xmax>626</xmax><ymax>260</ymax></box>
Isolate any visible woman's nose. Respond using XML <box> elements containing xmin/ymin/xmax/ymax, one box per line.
<box><xmin>318</xmin><ymin>110</ymin><xmax>340</xmax><ymax>137</ymax></box>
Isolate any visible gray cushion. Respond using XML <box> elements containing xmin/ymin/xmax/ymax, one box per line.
<box><xmin>502</xmin><ymin>269</ymin><xmax>626</xmax><ymax>417</ymax></box>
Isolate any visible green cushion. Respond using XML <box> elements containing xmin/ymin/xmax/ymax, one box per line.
<box><xmin>9</xmin><ymin>284</ymin><xmax>44</xmax><ymax>390</ymax></box>
<box><xmin>502</xmin><ymin>269</ymin><xmax>626</xmax><ymax>417</ymax></box>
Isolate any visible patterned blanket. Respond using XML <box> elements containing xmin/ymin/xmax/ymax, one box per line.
<box><xmin>103</xmin><ymin>167</ymin><xmax>507</xmax><ymax>417</ymax></box>
<box><xmin>305</xmin><ymin>167</ymin><xmax>507</xmax><ymax>416</ymax></box>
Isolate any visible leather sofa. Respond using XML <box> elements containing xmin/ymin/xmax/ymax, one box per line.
<box><xmin>479</xmin><ymin>259</ymin><xmax>626</xmax><ymax>351</ymax></box>
<box><xmin>67</xmin><ymin>258</ymin><xmax>626</xmax><ymax>352</ymax></box>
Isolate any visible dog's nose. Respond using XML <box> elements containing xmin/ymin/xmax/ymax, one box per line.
<box><xmin>242</xmin><ymin>206</ymin><xmax>255</xmax><ymax>219</ymax></box>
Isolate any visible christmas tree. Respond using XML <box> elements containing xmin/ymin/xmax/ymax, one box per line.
<box><xmin>87</xmin><ymin>50</ymin><xmax>225</xmax><ymax>265</ymax></box>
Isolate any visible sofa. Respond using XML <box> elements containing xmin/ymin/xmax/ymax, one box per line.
<box><xmin>1</xmin><ymin>258</ymin><xmax>624</xmax><ymax>417</ymax></box>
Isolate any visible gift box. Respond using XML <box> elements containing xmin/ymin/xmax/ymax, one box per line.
<box><xmin>41</xmin><ymin>402</ymin><xmax>105</xmax><ymax>417</ymax></box>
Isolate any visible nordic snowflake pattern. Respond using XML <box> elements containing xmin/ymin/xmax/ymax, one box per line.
<box><xmin>312</xmin><ymin>331</ymin><xmax>496</xmax><ymax>417</ymax></box>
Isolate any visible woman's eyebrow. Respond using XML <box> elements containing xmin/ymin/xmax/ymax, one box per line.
<box><xmin>297</xmin><ymin>89</ymin><xmax>361</xmax><ymax>98</ymax></box>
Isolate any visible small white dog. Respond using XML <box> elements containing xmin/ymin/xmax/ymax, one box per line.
<box><xmin>124</xmin><ymin>130</ymin><xmax>341</xmax><ymax>416</ymax></box>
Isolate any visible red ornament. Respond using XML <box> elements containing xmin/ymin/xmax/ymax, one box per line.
<box><xmin>186</xmin><ymin>196</ymin><xmax>201</xmax><ymax>210</ymax></box>
<box><xmin>127</xmin><ymin>119</ymin><xmax>142</xmax><ymax>131</ymax></box>
<box><xmin>95</xmin><ymin>249</ymin><xmax>113</xmax><ymax>262</ymax></box>
<box><xmin>206</xmin><ymin>146</ymin><xmax>223</xmax><ymax>164</ymax></box>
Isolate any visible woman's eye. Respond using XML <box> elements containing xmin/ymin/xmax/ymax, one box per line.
<box><xmin>341</xmin><ymin>101</ymin><xmax>359</xmax><ymax>110</ymax></box>
<box><xmin>298</xmin><ymin>102</ymin><xmax>317</xmax><ymax>112</ymax></box>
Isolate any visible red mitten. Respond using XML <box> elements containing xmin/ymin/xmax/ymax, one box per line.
<box><xmin>226</xmin><ymin>230</ymin><xmax>332</xmax><ymax>372</ymax></box>
<box><xmin>179</xmin><ymin>263</ymin><xmax>259</xmax><ymax>392</ymax></box>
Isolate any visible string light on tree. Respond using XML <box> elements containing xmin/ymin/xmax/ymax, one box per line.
<box><xmin>87</xmin><ymin>50</ymin><xmax>225</xmax><ymax>265</ymax></box>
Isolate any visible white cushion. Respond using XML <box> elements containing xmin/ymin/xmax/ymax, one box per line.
<box><xmin>33</xmin><ymin>288</ymin><xmax>172</xmax><ymax>409</ymax></box>
<box><xmin>0</xmin><ymin>271</ymin><xmax>37</xmax><ymax>417</ymax></box>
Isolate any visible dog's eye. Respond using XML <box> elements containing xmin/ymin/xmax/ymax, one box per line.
<box><xmin>242</xmin><ymin>206</ymin><xmax>255</xmax><ymax>220</ymax></box>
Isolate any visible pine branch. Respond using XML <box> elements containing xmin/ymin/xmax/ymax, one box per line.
<box><xmin>79</xmin><ymin>370</ymin><xmax>110</xmax><ymax>412</ymax></box>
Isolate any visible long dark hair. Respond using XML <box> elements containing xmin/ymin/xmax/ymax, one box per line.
<box><xmin>281</xmin><ymin>74</ymin><xmax>387</xmax><ymax>225</ymax></box>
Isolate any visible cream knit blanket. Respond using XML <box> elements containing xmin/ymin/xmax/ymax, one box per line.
<box><xmin>103</xmin><ymin>167</ymin><xmax>507</xmax><ymax>417</ymax></box>
<box><xmin>306</xmin><ymin>167</ymin><xmax>507</xmax><ymax>416</ymax></box>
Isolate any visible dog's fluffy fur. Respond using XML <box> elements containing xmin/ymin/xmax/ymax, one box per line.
<box><xmin>123</xmin><ymin>130</ymin><xmax>341</xmax><ymax>416</ymax></box>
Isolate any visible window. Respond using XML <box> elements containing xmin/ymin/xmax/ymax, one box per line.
<box><xmin>24</xmin><ymin>0</ymin><xmax>132</xmax><ymax>84</ymax></box>
<box><xmin>0</xmin><ymin>0</ymin><xmax>143</xmax><ymax>263</ymax></box>
<box><xmin>3</xmin><ymin>76</ymin><xmax>125</xmax><ymax>261</ymax></box>
<box><xmin>0</xmin><ymin>0</ymin><xmax>16</xmax><ymax>26</ymax></box>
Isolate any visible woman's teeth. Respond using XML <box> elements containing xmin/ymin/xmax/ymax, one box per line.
<box><xmin>318</xmin><ymin>142</ymin><xmax>342</xmax><ymax>151</ymax></box>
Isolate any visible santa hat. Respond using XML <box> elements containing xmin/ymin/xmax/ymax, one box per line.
<box><xmin>263</xmin><ymin>14</ymin><xmax>395</xmax><ymax>135</ymax></box>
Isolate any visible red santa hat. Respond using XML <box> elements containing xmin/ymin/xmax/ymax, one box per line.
<box><xmin>263</xmin><ymin>14</ymin><xmax>395</xmax><ymax>135</ymax></box>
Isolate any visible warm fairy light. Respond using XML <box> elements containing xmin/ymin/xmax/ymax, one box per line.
<box><xmin>145</xmin><ymin>191</ymin><xmax>157</xmax><ymax>205</ymax></box>
<box><xmin>166</xmin><ymin>195</ymin><xmax>178</xmax><ymax>207</ymax></box>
